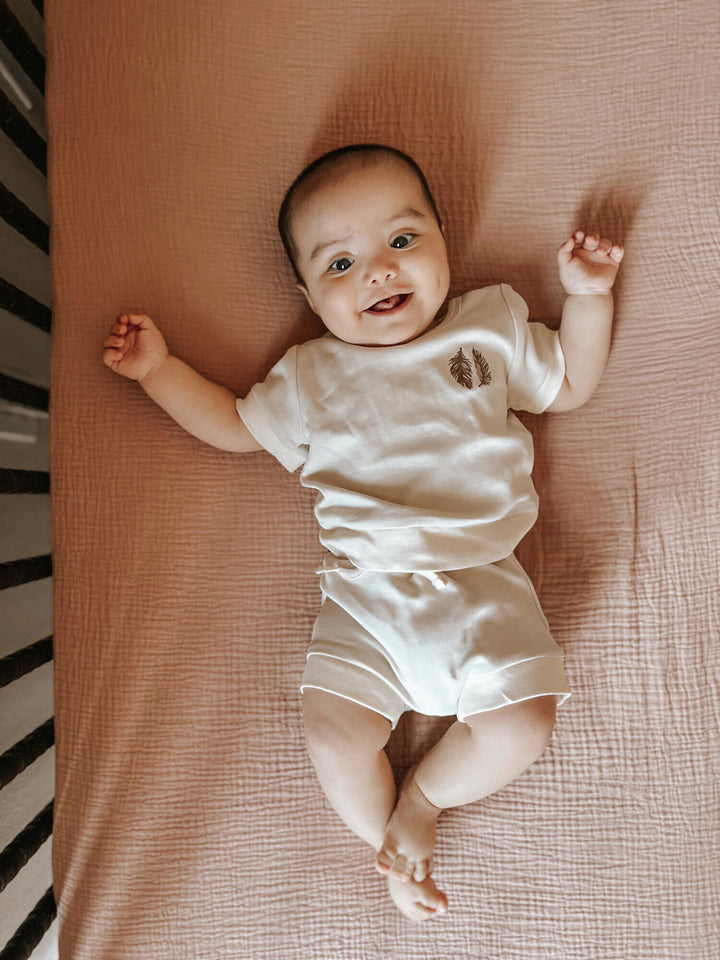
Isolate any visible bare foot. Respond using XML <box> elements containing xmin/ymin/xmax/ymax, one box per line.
<box><xmin>375</xmin><ymin>766</ymin><xmax>441</xmax><ymax>883</ymax></box>
<box><xmin>387</xmin><ymin>874</ymin><xmax>448</xmax><ymax>921</ymax></box>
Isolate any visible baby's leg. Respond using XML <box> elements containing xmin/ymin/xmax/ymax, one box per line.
<box><xmin>302</xmin><ymin>689</ymin><xmax>447</xmax><ymax>919</ymax></box>
<box><xmin>302</xmin><ymin>688</ymin><xmax>395</xmax><ymax>850</ymax></box>
<box><xmin>376</xmin><ymin>696</ymin><xmax>556</xmax><ymax>879</ymax></box>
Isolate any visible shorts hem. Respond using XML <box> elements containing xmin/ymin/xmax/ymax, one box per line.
<box><xmin>302</xmin><ymin>652</ymin><xmax>571</xmax><ymax>728</ymax></box>
<box><xmin>457</xmin><ymin>656</ymin><xmax>571</xmax><ymax>721</ymax></box>
<box><xmin>301</xmin><ymin>652</ymin><xmax>407</xmax><ymax>728</ymax></box>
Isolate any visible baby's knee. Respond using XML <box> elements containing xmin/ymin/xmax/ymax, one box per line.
<box><xmin>302</xmin><ymin>688</ymin><xmax>392</xmax><ymax>761</ymax></box>
<box><xmin>466</xmin><ymin>694</ymin><xmax>557</xmax><ymax>764</ymax></box>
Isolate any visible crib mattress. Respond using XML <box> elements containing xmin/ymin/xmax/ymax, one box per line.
<box><xmin>46</xmin><ymin>1</ymin><xmax>720</xmax><ymax>957</ymax></box>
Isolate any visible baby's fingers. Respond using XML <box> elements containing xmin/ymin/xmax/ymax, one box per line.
<box><xmin>101</xmin><ymin>345</ymin><xmax>122</xmax><ymax>368</ymax></box>
<box><xmin>122</xmin><ymin>313</ymin><xmax>155</xmax><ymax>329</ymax></box>
<box><xmin>102</xmin><ymin>321</ymin><xmax>133</xmax><ymax>365</ymax></box>
<box><xmin>557</xmin><ymin>232</ymin><xmax>581</xmax><ymax>268</ymax></box>
<box><xmin>596</xmin><ymin>237</ymin><xmax>612</xmax><ymax>256</ymax></box>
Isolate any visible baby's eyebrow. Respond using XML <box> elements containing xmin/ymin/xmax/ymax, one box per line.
<box><xmin>309</xmin><ymin>207</ymin><xmax>428</xmax><ymax>262</ymax></box>
<box><xmin>384</xmin><ymin>206</ymin><xmax>427</xmax><ymax>225</ymax></box>
<box><xmin>310</xmin><ymin>235</ymin><xmax>353</xmax><ymax>262</ymax></box>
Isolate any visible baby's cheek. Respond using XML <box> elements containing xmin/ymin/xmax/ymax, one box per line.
<box><xmin>432</xmin><ymin>268</ymin><xmax>450</xmax><ymax>300</ymax></box>
<box><xmin>328</xmin><ymin>287</ymin><xmax>354</xmax><ymax>315</ymax></box>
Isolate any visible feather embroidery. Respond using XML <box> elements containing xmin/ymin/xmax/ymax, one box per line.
<box><xmin>472</xmin><ymin>348</ymin><xmax>492</xmax><ymax>386</ymax></box>
<box><xmin>449</xmin><ymin>348</ymin><xmax>473</xmax><ymax>389</ymax></box>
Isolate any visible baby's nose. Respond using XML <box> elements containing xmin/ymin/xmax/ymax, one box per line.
<box><xmin>365</xmin><ymin>254</ymin><xmax>398</xmax><ymax>284</ymax></box>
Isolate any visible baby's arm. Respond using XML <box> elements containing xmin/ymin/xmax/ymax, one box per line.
<box><xmin>547</xmin><ymin>231</ymin><xmax>624</xmax><ymax>412</ymax></box>
<box><xmin>102</xmin><ymin>314</ymin><xmax>262</xmax><ymax>453</ymax></box>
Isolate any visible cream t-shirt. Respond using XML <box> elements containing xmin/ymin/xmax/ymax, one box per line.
<box><xmin>236</xmin><ymin>284</ymin><xmax>565</xmax><ymax>572</ymax></box>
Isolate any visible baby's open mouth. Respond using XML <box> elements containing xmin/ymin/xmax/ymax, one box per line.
<box><xmin>366</xmin><ymin>293</ymin><xmax>411</xmax><ymax>313</ymax></box>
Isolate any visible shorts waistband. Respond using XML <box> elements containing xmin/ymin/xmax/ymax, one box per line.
<box><xmin>315</xmin><ymin>556</ymin><xmax>450</xmax><ymax>591</ymax></box>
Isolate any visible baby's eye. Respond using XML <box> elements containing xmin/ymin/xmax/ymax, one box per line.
<box><xmin>329</xmin><ymin>256</ymin><xmax>354</xmax><ymax>273</ymax></box>
<box><xmin>390</xmin><ymin>233</ymin><xmax>416</xmax><ymax>249</ymax></box>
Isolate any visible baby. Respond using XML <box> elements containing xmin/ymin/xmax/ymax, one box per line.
<box><xmin>103</xmin><ymin>144</ymin><xmax>624</xmax><ymax>921</ymax></box>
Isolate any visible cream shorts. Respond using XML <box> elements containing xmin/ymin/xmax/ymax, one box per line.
<box><xmin>301</xmin><ymin>553</ymin><xmax>571</xmax><ymax>728</ymax></box>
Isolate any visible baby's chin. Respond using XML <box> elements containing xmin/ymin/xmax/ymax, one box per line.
<box><xmin>337</xmin><ymin>327</ymin><xmax>432</xmax><ymax>347</ymax></box>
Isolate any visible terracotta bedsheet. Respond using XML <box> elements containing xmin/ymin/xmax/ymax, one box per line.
<box><xmin>46</xmin><ymin>1</ymin><xmax>719</xmax><ymax>957</ymax></box>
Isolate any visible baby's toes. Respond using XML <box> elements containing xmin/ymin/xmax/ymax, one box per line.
<box><xmin>389</xmin><ymin>854</ymin><xmax>414</xmax><ymax>884</ymax></box>
<box><xmin>412</xmin><ymin>858</ymin><xmax>433</xmax><ymax>882</ymax></box>
<box><xmin>375</xmin><ymin>845</ymin><xmax>394</xmax><ymax>874</ymax></box>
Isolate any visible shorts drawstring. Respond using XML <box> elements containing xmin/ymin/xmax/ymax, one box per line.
<box><xmin>419</xmin><ymin>571</ymin><xmax>450</xmax><ymax>591</ymax></box>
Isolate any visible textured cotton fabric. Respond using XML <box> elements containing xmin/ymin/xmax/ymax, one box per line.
<box><xmin>47</xmin><ymin>1</ymin><xmax>720</xmax><ymax>958</ymax></box>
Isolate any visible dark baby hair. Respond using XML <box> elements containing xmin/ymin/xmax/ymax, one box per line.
<box><xmin>278</xmin><ymin>144</ymin><xmax>442</xmax><ymax>284</ymax></box>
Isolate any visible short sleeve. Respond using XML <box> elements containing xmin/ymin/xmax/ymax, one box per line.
<box><xmin>235</xmin><ymin>345</ymin><xmax>308</xmax><ymax>472</ymax></box>
<box><xmin>501</xmin><ymin>284</ymin><xmax>566</xmax><ymax>413</ymax></box>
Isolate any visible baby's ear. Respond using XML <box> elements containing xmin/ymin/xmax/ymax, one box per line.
<box><xmin>297</xmin><ymin>284</ymin><xmax>318</xmax><ymax>315</ymax></box>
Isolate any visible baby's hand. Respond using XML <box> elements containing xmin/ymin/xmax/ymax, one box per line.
<box><xmin>557</xmin><ymin>231</ymin><xmax>624</xmax><ymax>295</ymax></box>
<box><xmin>102</xmin><ymin>314</ymin><xmax>170</xmax><ymax>383</ymax></box>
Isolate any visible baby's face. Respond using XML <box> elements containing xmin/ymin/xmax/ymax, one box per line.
<box><xmin>292</xmin><ymin>158</ymin><xmax>450</xmax><ymax>346</ymax></box>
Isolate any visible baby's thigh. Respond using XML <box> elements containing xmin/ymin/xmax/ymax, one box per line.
<box><xmin>302</xmin><ymin>687</ymin><xmax>392</xmax><ymax>757</ymax></box>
